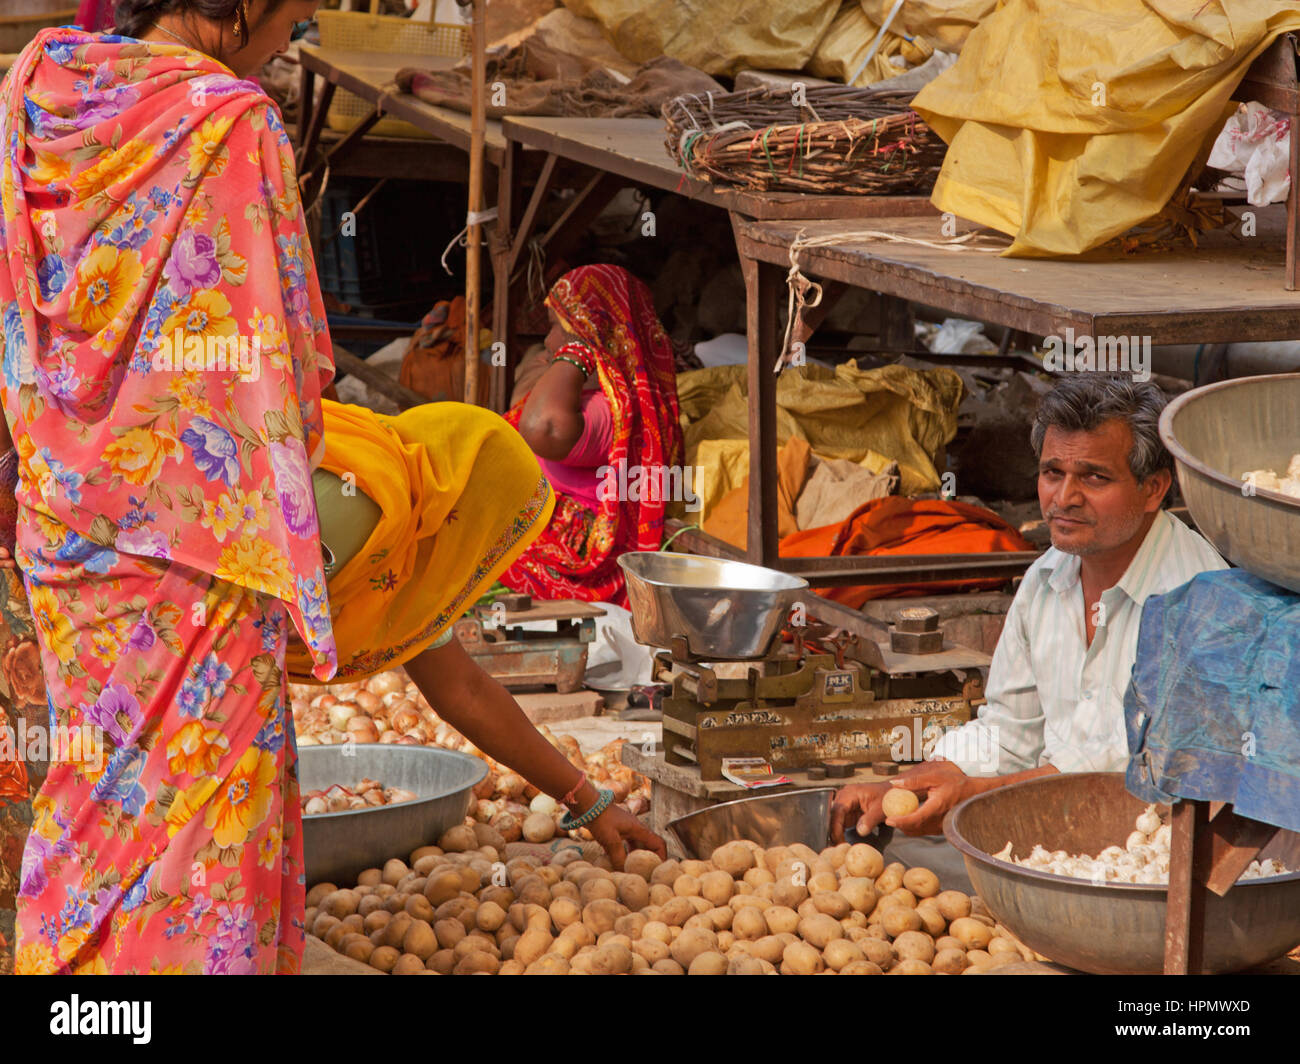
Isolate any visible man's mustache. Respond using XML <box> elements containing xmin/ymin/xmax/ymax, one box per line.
<box><xmin>1045</xmin><ymin>507</ymin><xmax>1094</xmax><ymax>524</ymax></box>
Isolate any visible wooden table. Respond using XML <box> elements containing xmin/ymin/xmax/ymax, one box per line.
<box><xmin>730</xmin><ymin>206</ymin><xmax>1300</xmax><ymax>568</ymax></box>
<box><xmin>296</xmin><ymin>44</ymin><xmax>507</xmax><ymax>169</ymax></box>
<box><xmin>490</xmin><ymin>116</ymin><xmax>933</xmax><ymax>405</ymax></box>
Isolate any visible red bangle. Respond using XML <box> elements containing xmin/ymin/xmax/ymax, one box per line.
<box><xmin>562</xmin><ymin>770</ymin><xmax>587</xmax><ymax>808</ymax></box>
<box><xmin>554</xmin><ymin>341</ymin><xmax>595</xmax><ymax>375</ymax></box>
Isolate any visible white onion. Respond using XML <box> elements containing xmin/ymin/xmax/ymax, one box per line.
<box><xmin>530</xmin><ymin>794</ymin><xmax>559</xmax><ymax>816</ymax></box>
<box><xmin>327</xmin><ymin>701</ymin><xmax>357</xmax><ymax>732</ymax></box>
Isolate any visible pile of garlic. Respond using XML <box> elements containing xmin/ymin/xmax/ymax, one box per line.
<box><xmin>993</xmin><ymin>805</ymin><xmax>1291</xmax><ymax>885</ymax></box>
<box><xmin>1242</xmin><ymin>453</ymin><xmax>1300</xmax><ymax>498</ymax></box>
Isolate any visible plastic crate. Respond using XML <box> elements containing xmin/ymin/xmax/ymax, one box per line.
<box><xmin>317</xmin><ymin>1</ymin><xmax>468</xmax><ymax>140</ymax></box>
<box><xmin>313</xmin><ymin>178</ymin><xmax>445</xmax><ymax>318</ymax></box>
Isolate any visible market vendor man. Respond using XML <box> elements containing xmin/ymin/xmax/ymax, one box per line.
<box><xmin>830</xmin><ymin>373</ymin><xmax>1227</xmax><ymax>843</ymax></box>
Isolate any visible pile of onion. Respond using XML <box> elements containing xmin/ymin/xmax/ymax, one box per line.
<box><xmin>289</xmin><ymin>670</ymin><xmax>653</xmax><ymax>833</ymax></box>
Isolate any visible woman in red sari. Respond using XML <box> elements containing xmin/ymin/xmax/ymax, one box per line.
<box><xmin>507</xmin><ymin>265</ymin><xmax>684</xmax><ymax>606</ymax></box>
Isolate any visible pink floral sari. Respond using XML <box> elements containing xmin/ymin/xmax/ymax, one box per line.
<box><xmin>0</xmin><ymin>27</ymin><xmax>337</xmax><ymax>973</ymax></box>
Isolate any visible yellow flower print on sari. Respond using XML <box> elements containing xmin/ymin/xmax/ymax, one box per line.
<box><xmin>90</xmin><ymin>615</ymin><xmax>129</xmax><ymax>667</ymax></box>
<box><xmin>187</xmin><ymin>115</ymin><xmax>235</xmax><ymax>180</ymax></box>
<box><xmin>165</xmin><ymin>777</ymin><xmax>218</xmax><ymax>839</ymax></box>
<box><xmin>102</xmin><ymin>424</ymin><xmax>183</xmax><ymax>484</ymax></box>
<box><xmin>205</xmin><ymin>746</ymin><xmax>277</xmax><ymax>848</ymax></box>
<box><xmin>30</xmin><ymin>148</ymin><xmax>71</xmax><ymax>185</ymax></box>
<box><xmin>28</xmin><ymin>583</ymin><xmax>78</xmax><ymax>663</ymax></box>
<box><xmin>166</xmin><ymin>719</ymin><xmax>231</xmax><ymax>777</ymax></box>
<box><xmin>30</xmin><ymin>792</ymin><xmax>62</xmax><ymax>844</ymax></box>
<box><xmin>68</xmin><ymin>138</ymin><xmax>154</xmax><ymax>200</ymax></box>
<box><xmin>215</xmin><ymin>534</ymin><xmax>292</xmax><ymax>598</ymax></box>
<box><xmin>69</xmin><ymin>245</ymin><xmax>143</xmax><ymax>334</ymax></box>
<box><xmin>16</xmin><ymin>941</ymin><xmax>60</xmax><ymax>975</ymax></box>
<box><xmin>248</xmin><ymin>307</ymin><xmax>291</xmax><ymax>371</ymax></box>
<box><xmin>57</xmin><ymin>926</ymin><xmax>91</xmax><ymax>964</ymax></box>
<box><xmin>161</xmin><ymin>287</ymin><xmax>238</xmax><ymax>347</ymax></box>
<box><xmin>58</xmin><ymin>726</ymin><xmax>108</xmax><ymax>786</ymax></box>
<box><xmin>165</xmin><ymin>370</ymin><xmax>215</xmax><ymax>417</ymax></box>
<box><xmin>200</xmin><ymin>492</ymin><xmax>242</xmax><ymax>542</ymax></box>
<box><xmin>257</xmin><ymin>824</ymin><xmax>282</xmax><ymax>871</ymax></box>
<box><xmin>202</xmin><ymin>488</ymin><xmax>270</xmax><ymax>543</ymax></box>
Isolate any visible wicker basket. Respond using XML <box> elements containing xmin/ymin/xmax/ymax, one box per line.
<box><xmin>317</xmin><ymin>0</ymin><xmax>468</xmax><ymax>139</ymax></box>
<box><xmin>663</xmin><ymin>85</ymin><xmax>946</xmax><ymax>196</ymax></box>
<box><xmin>0</xmin><ymin>0</ymin><xmax>76</xmax><ymax>53</ymax></box>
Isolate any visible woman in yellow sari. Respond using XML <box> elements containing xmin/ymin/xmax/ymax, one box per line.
<box><xmin>1</xmin><ymin>2</ymin><xmax>659</xmax><ymax>976</ymax></box>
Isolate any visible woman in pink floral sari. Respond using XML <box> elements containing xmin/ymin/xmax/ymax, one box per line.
<box><xmin>1</xmin><ymin>1</ymin><xmax>664</xmax><ymax>977</ymax></box>
<box><xmin>0</xmin><ymin>2</ymin><xmax>334</xmax><ymax>975</ymax></box>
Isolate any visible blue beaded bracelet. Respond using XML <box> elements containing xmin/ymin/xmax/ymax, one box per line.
<box><xmin>559</xmin><ymin>788</ymin><xmax>614</xmax><ymax>831</ymax></box>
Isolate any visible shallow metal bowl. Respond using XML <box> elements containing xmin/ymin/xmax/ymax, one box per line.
<box><xmin>299</xmin><ymin>744</ymin><xmax>487</xmax><ymax>888</ymax></box>
<box><xmin>945</xmin><ymin>772</ymin><xmax>1300</xmax><ymax>974</ymax></box>
<box><xmin>1159</xmin><ymin>373</ymin><xmax>1300</xmax><ymax>592</ymax></box>
<box><xmin>618</xmin><ymin>551</ymin><xmax>809</xmax><ymax>660</ymax></box>
<box><xmin>667</xmin><ymin>788</ymin><xmax>837</xmax><ymax>858</ymax></box>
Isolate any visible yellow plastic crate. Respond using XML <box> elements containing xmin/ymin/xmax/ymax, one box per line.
<box><xmin>317</xmin><ymin>1</ymin><xmax>469</xmax><ymax>140</ymax></box>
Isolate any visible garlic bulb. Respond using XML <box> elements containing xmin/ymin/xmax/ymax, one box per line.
<box><xmin>993</xmin><ymin>804</ymin><xmax>1293</xmax><ymax>885</ymax></box>
<box><xmin>1135</xmin><ymin>806</ymin><xmax>1161</xmax><ymax>835</ymax></box>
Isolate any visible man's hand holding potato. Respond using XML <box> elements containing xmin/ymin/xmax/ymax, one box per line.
<box><xmin>830</xmin><ymin>760</ymin><xmax>977</xmax><ymax>842</ymax></box>
<box><xmin>831</xmin><ymin>760</ymin><xmax>1061</xmax><ymax>842</ymax></box>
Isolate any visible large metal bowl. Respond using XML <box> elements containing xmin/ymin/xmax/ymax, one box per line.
<box><xmin>945</xmin><ymin>772</ymin><xmax>1300</xmax><ymax>974</ymax></box>
<box><xmin>667</xmin><ymin>788</ymin><xmax>837</xmax><ymax>858</ymax></box>
<box><xmin>618</xmin><ymin>551</ymin><xmax>809</xmax><ymax>659</ymax></box>
<box><xmin>1159</xmin><ymin>373</ymin><xmax>1300</xmax><ymax>592</ymax></box>
<box><xmin>299</xmin><ymin>744</ymin><xmax>487</xmax><ymax>888</ymax></box>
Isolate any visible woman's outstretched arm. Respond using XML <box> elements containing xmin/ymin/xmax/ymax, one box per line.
<box><xmin>403</xmin><ymin>634</ymin><xmax>666</xmax><ymax>869</ymax></box>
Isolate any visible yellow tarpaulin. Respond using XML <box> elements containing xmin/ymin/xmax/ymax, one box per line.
<box><xmin>677</xmin><ymin>362</ymin><xmax>964</xmax><ymax>519</ymax></box>
<box><xmin>912</xmin><ymin>1</ymin><xmax>1300</xmax><ymax>256</ymax></box>
<box><xmin>858</xmin><ymin>0</ymin><xmax>995</xmax><ymax>54</ymax></box>
<box><xmin>808</xmin><ymin>1</ymin><xmax>918</xmax><ymax>88</ymax></box>
<box><xmin>561</xmin><ymin>0</ymin><xmax>841</xmax><ymax>76</ymax></box>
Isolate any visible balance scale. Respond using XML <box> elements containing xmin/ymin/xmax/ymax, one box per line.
<box><xmin>656</xmin><ymin>609</ymin><xmax>988</xmax><ymax>782</ymax></box>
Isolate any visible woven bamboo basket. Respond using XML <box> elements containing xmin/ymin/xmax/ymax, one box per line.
<box><xmin>663</xmin><ymin>85</ymin><xmax>946</xmax><ymax>195</ymax></box>
<box><xmin>0</xmin><ymin>0</ymin><xmax>76</xmax><ymax>53</ymax></box>
<box><xmin>317</xmin><ymin>0</ymin><xmax>468</xmax><ymax>139</ymax></box>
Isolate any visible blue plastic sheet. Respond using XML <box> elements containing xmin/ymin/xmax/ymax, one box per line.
<box><xmin>1126</xmin><ymin>569</ymin><xmax>1300</xmax><ymax>834</ymax></box>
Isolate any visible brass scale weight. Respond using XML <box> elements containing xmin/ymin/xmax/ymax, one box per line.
<box><xmin>655</xmin><ymin>606</ymin><xmax>989</xmax><ymax>781</ymax></box>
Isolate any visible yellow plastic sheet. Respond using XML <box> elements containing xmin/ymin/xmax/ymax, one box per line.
<box><xmin>808</xmin><ymin>2</ymin><xmax>915</xmax><ymax>88</ymax></box>
<box><xmin>561</xmin><ymin>0</ymin><xmax>841</xmax><ymax>76</ymax></box>
<box><xmin>858</xmin><ymin>0</ymin><xmax>995</xmax><ymax>54</ymax></box>
<box><xmin>676</xmin><ymin>362</ymin><xmax>963</xmax><ymax>516</ymax></box>
<box><xmin>912</xmin><ymin>1</ymin><xmax>1300</xmax><ymax>256</ymax></box>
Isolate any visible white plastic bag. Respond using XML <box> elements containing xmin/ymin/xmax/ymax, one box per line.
<box><xmin>1207</xmin><ymin>101</ymin><xmax>1291</xmax><ymax>207</ymax></box>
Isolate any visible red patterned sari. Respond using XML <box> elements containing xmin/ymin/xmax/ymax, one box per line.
<box><xmin>500</xmin><ymin>265</ymin><xmax>683</xmax><ymax>606</ymax></box>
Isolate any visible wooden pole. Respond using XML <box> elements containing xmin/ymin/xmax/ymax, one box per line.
<box><xmin>463</xmin><ymin>0</ymin><xmax>487</xmax><ymax>404</ymax></box>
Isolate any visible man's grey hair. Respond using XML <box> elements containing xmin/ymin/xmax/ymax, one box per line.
<box><xmin>1029</xmin><ymin>374</ymin><xmax>1173</xmax><ymax>483</ymax></box>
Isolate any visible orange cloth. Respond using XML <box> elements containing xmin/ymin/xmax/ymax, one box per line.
<box><xmin>780</xmin><ymin>497</ymin><xmax>1034</xmax><ymax>608</ymax></box>
<box><xmin>702</xmin><ymin>438</ymin><xmax>812</xmax><ymax>550</ymax></box>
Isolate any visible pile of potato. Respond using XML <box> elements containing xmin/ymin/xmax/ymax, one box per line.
<box><xmin>289</xmin><ymin>670</ymin><xmax>652</xmax><ymax>831</ymax></box>
<box><xmin>306</xmin><ymin>828</ymin><xmax>1038</xmax><ymax>974</ymax></box>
